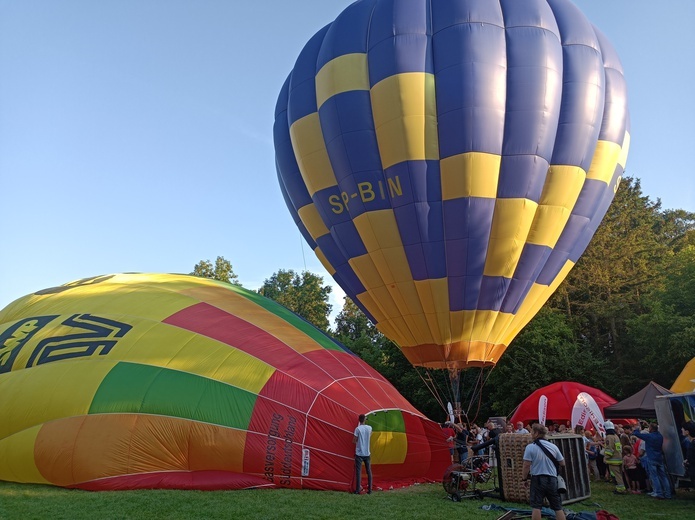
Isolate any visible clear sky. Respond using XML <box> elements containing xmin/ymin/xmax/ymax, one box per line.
<box><xmin>1</xmin><ymin>0</ymin><xmax>693</xmax><ymax>315</ymax></box>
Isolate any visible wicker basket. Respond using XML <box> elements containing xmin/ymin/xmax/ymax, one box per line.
<box><xmin>498</xmin><ymin>433</ymin><xmax>590</xmax><ymax>505</ymax></box>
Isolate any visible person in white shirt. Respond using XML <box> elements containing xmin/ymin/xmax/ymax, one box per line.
<box><xmin>516</xmin><ymin>421</ymin><xmax>530</xmax><ymax>434</ymax></box>
<box><xmin>353</xmin><ymin>413</ymin><xmax>373</xmax><ymax>494</ymax></box>
<box><xmin>522</xmin><ymin>424</ymin><xmax>567</xmax><ymax>520</ymax></box>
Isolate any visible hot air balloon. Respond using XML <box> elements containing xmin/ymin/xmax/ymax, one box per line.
<box><xmin>0</xmin><ymin>274</ymin><xmax>449</xmax><ymax>491</ymax></box>
<box><xmin>274</xmin><ymin>0</ymin><xmax>629</xmax><ymax>411</ymax></box>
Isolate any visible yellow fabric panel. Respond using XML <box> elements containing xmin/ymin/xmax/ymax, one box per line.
<box><xmin>180</xmin><ymin>286</ymin><xmax>323</xmax><ymax>357</ymax></box>
<box><xmin>0</xmin><ymin>273</ymin><xmax>201</xmax><ymax>325</ymax></box>
<box><xmin>35</xmin><ymin>414</ymin><xmax>246</xmax><ymax>486</ymax></box>
<box><xmin>0</xmin><ymin>425</ymin><xmax>49</xmax><ymax>484</ymax></box>
<box><xmin>671</xmin><ymin>358</ymin><xmax>695</xmax><ymax>393</ymax></box>
<box><xmin>395</xmin><ymin>280</ymin><xmax>430</xmax><ymax>316</ymax></box>
<box><xmin>350</xmin><ymin>254</ymin><xmax>387</xmax><ymax>291</ymax></box>
<box><xmin>289</xmin><ymin>112</ymin><xmax>337</xmax><ymax>196</ymax></box>
<box><xmin>313</xmin><ymin>246</ymin><xmax>336</xmax><ymax>275</ymax></box>
<box><xmin>449</xmin><ymin>310</ymin><xmax>471</xmax><ymax>344</ymax></box>
<box><xmin>526</xmin><ymin>205</ymin><xmax>573</xmax><ymax>248</ymax></box>
<box><xmin>528</xmin><ymin>165</ymin><xmax>585</xmax><ymax>247</ymax></box>
<box><xmin>618</xmin><ymin>131</ymin><xmax>630</xmax><ymax>169</ymax></box>
<box><xmin>366</xmin><ymin>286</ymin><xmax>401</xmax><ymax>320</ymax></box>
<box><xmin>401</xmin><ymin>312</ymin><xmax>435</xmax><ymax>346</ymax></box>
<box><xmin>374</xmin><ymin>321</ymin><xmax>409</xmax><ymax>349</ymax></box>
<box><xmin>371</xmin><ymin>72</ymin><xmax>439</xmax><ymax>169</ymax></box>
<box><xmin>356</xmin><ymin>291</ymin><xmax>387</xmax><ymax>324</ymax></box>
<box><xmin>414</xmin><ymin>279</ymin><xmax>451</xmax><ymax>345</ymax></box>
<box><xmin>371</xmin><ymin>431</ymin><xmax>407</xmax><ymax>465</ymax></box>
<box><xmin>414</xmin><ymin>278</ymin><xmax>450</xmax><ymax>315</ymax></box>
<box><xmin>420</xmin><ymin>312</ymin><xmax>445</xmax><ymax>346</ymax></box>
<box><xmin>486</xmin><ymin>311</ymin><xmax>515</xmax><ymax>347</ymax></box>
<box><xmin>449</xmin><ymin>310</ymin><xmax>499</xmax><ymax>344</ymax></box>
<box><xmin>370</xmin><ymin>249</ymin><xmax>413</xmax><ymax>285</ymax></box>
<box><xmin>469</xmin><ymin>310</ymin><xmax>499</xmax><ymax>344</ymax></box>
<box><xmin>315</xmin><ymin>53</ymin><xmax>369</xmax><ymax>108</ymax></box>
<box><xmin>77</xmin><ymin>318</ymin><xmax>273</xmax><ymax>394</ymax></box>
<box><xmin>441</xmin><ymin>152</ymin><xmax>501</xmax><ymax>200</ymax></box>
<box><xmin>0</xmin><ymin>360</ymin><xmax>116</xmax><ymax>440</ymax></box>
<box><xmin>381</xmin><ymin>316</ymin><xmax>418</xmax><ymax>347</ymax></box>
<box><xmin>298</xmin><ymin>204</ymin><xmax>330</xmax><ymax>240</ymax></box>
<box><xmin>586</xmin><ymin>140</ymin><xmax>621</xmax><ymax>184</ymax></box>
<box><xmin>353</xmin><ymin>210</ymin><xmax>406</xmax><ymax>252</ymax></box>
<box><xmin>484</xmin><ymin>199</ymin><xmax>538</xmax><ymax>277</ymax></box>
<box><xmin>539</xmin><ymin>165</ymin><xmax>586</xmax><ymax>209</ymax></box>
<box><xmin>501</xmin><ymin>260</ymin><xmax>575</xmax><ymax>345</ymax></box>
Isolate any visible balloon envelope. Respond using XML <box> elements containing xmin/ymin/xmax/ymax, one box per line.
<box><xmin>0</xmin><ymin>274</ymin><xmax>448</xmax><ymax>490</ymax></box>
<box><xmin>510</xmin><ymin>381</ymin><xmax>636</xmax><ymax>428</ymax></box>
<box><xmin>274</xmin><ymin>0</ymin><xmax>629</xmax><ymax>371</ymax></box>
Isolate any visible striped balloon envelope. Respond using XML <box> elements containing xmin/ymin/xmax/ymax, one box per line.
<box><xmin>0</xmin><ymin>273</ymin><xmax>449</xmax><ymax>491</ymax></box>
<box><xmin>274</xmin><ymin>0</ymin><xmax>629</xmax><ymax>372</ymax></box>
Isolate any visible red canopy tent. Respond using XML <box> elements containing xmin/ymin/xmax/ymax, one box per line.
<box><xmin>510</xmin><ymin>381</ymin><xmax>637</xmax><ymax>429</ymax></box>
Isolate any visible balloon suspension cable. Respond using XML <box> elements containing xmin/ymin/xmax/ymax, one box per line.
<box><xmin>415</xmin><ymin>368</ymin><xmax>447</xmax><ymax>413</ymax></box>
<box><xmin>299</xmin><ymin>231</ymin><xmax>307</xmax><ymax>272</ymax></box>
<box><xmin>465</xmin><ymin>366</ymin><xmax>496</xmax><ymax>424</ymax></box>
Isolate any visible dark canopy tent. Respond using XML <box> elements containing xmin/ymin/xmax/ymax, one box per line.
<box><xmin>604</xmin><ymin>381</ymin><xmax>672</xmax><ymax>419</ymax></box>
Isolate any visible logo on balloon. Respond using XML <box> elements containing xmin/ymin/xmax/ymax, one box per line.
<box><xmin>0</xmin><ymin>313</ymin><xmax>132</xmax><ymax>373</ymax></box>
<box><xmin>328</xmin><ymin>176</ymin><xmax>403</xmax><ymax>214</ymax></box>
<box><xmin>0</xmin><ymin>316</ymin><xmax>58</xmax><ymax>373</ymax></box>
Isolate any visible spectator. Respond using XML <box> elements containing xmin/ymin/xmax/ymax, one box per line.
<box><xmin>516</xmin><ymin>421</ymin><xmax>529</xmax><ymax>434</ymax></box>
<box><xmin>593</xmin><ymin>431</ymin><xmax>609</xmax><ymax>482</ymax></box>
<box><xmin>469</xmin><ymin>424</ymin><xmax>484</xmax><ymax>455</ymax></box>
<box><xmin>682</xmin><ymin>421</ymin><xmax>695</xmax><ymax>484</ymax></box>
<box><xmin>442</xmin><ymin>422</ymin><xmax>456</xmax><ymax>463</ymax></box>
<box><xmin>585</xmin><ymin>430</ymin><xmax>600</xmax><ymax>481</ymax></box>
<box><xmin>453</xmin><ymin>420</ymin><xmax>469</xmax><ymax>463</ymax></box>
<box><xmin>603</xmin><ymin>421</ymin><xmax>627</xmax><ymax>494</ymax></box>
<box><xmin>505</xmin><ymin>423</ymin><xmax>514</xmax><ymax>434</ymax></box>
<box><xmin>622</xmin><ymin>445</ymin><xmax>640</xmax><ymax>494</ymax></box>
<box><xmin>637</xmin><ymin>435</ymin><xmax>652</xmax><ymax>493</ymax></box>
<box><xmin>352</xmin><ymin>414</ymin><xmax>372</xmax><ymax>494</ymax></box>
<box><xmin>633</xmin><ymin>422</ymin><xmax>672</xmax><ymax>499</ymax></box>
<box><xmin>521</xmin><ymin>424</ymin><xmax>567</xmax><ymax>520</ymax></box>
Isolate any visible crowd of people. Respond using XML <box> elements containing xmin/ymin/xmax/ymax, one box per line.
<box><xmin>441</xmin><ymin>416</ymin><xmax>695</xmax><ymax>501</ymax></box>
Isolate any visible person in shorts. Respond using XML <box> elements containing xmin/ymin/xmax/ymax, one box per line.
<box><xmin>522</xmin><ymin>424</ymin><xmax>567</xmax><ymax>520</ymax></box>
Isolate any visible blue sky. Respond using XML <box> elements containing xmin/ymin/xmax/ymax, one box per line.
<box><xmin>1</xmin><ymin>0</ymin><xmax>693</xmax><ymax>315</ymax></box>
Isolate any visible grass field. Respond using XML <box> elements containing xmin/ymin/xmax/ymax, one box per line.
<box><xmin>1</xmin><ymin>479</ymin><xmax>693</xmax><ymax>520</ymax></box>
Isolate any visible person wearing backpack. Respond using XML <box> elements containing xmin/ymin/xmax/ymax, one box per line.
<box><xmin>521</xmin><ymin>424</ymin><xmax>567</xmax><ymax>520</ymax></box>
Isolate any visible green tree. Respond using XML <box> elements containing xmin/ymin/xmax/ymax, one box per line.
<box><xmin>191</xmin><ymin>256</ymin><xmax>241</xmax><ymax>285</ymax></box>
<box><xmin>624</xmin><ymin>246</ymin><xmax>695</xmax><ymax>388</ymax></box>
<box><xmin>258</xmin><ymin>269</ymin><xmax>332</xmax><ymax>332</ymax></box>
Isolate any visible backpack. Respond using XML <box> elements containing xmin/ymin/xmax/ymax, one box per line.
<box><xmin>596</xmin><ymin>511</ymin><xmax>620</xmax><ymax>520</ymax></box>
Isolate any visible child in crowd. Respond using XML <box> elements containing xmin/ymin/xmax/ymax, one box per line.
<box><xmin>622</xmin><ymin>445</ymin><xmax>640</xmax><ymax>494</ymax></box>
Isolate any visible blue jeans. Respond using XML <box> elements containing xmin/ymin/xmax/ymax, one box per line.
<box><xmin>354</xmin><ymin>455</ymin><xmax>372</xmax><ymax>493</ymax></box>
<box><xmin>647</xmin><ymin>460</ymin><xmax>671</xmax><ymax>498</ymax></box>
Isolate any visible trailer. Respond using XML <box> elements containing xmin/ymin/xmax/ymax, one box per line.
<box><xmin>654</xmin><ymin>391</ymin><xmax>695</xmax><ymax>488</ymax></box>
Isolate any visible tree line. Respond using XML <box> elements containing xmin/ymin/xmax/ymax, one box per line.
<box><xmin>194</xmin><ymin>176</ymin><xmax>695</xmax><ymax>423</ymax></box>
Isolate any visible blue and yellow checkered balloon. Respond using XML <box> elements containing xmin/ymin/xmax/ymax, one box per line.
<box><xmin>274</xmin><ymin>0</ymin><xmax>629</xmax><ymax>370</ymax></box>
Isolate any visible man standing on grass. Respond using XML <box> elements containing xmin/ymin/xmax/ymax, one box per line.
<box><xmin>522</xmin><ymin>424</ymin><xmax>567</xmax><ymax>520</ymax></box>
<box><xmin>353</xmin><ymin>413</ymin><xmax>372</xmax><ymax>494</ymax></box>
<box><xmin>633</xmin><ymin>422</ymin><xmax>672</xmax><ymax>499</ymax></box>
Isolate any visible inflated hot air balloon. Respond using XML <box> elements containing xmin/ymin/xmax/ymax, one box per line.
<box><xmin>0</xmin><ymin>274</ymin><xmax>449</xmax><ymax>491</ymax></box>
<box><xmin>274</xmin><ymin>0</ymin><xmax>629</xmax><ymax>408</ymax></box>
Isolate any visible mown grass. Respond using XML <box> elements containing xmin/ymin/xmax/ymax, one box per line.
<box><xmin>0</xmin><ymin>479</ymin><xmax>693</xmax><ymax>520</ymax></box>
